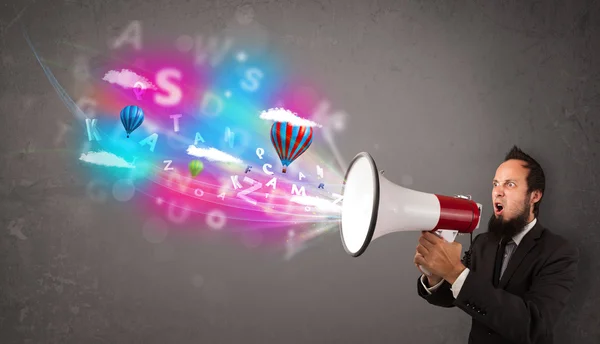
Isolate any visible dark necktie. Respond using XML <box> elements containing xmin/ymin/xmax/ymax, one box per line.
<box><xmin>500</xmin><ymin>239</ymin><xmax>517</xmax><ymax>279</ymax></box>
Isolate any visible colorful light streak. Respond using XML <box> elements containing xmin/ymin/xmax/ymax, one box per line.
<box><xmin>25</xmin><ymin>28</ymin><xmax>349</xmax><ymax>250</ymax></box>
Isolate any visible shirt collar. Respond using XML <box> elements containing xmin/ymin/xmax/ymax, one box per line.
<box><xmin>512</xmin><ymin>218</ymin><xmax>537</xmax><ymax>246</ymax></box>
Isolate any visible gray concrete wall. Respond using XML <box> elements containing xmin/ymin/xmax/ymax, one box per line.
<box><xmin>1</xmin><ymin>0</ymin><xmax>598</xmax><ymax>343</ymax></box>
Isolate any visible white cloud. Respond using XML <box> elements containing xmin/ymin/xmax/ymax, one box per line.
<box><xmin>186</xmin><ymin>145</ymin><xmax>243</xmax><ymax>164</ymax></box>
<box><xmin>79</xmin><ymin>151</ymin><xmax>135</xmax><ymax>168</ymax></box>
<box><xmin>289</xmin><ymin>195</ymin><xmax>342</xmax><ymax>213</ymax></box>
<box><xmin>102</xmin><ymin>69</ymin><xmax>157</xmax><ymax>90</ymax></box>
<box><xmin>259</xmin><ymin>107</ymin><xmax>322</xmax><ymax>127</ymax></box>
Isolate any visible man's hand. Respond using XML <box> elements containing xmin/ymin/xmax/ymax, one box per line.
<box><xmin>414</xmin><ymin>231</ymin><xmax>466</xmax><ymax>284</ymax></box>
<box><xmin>414</xmin><ymin>250</ymin><xmax>443</xmax><ymax>286</ymax></box>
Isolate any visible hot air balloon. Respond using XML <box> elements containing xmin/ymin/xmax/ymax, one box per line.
<box><xmin>189</xmin><ymin>159</ymin><xmax>204</xmax><ymax>177</ymax></box>
<box><xmin>120</xmin><ymin>105</ymin><xmax>144</xmax><ymax>138</ymax></box>
<box><xmin>270</xmin><ymin>121</ymin><xmax>313</xmax><ymax>173</ymax></box>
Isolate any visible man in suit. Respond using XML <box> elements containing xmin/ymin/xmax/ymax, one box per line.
<box><xmin>414</xmin><ymin>146</ymin><xmax>579</xmax><ymax>344</ymax></box>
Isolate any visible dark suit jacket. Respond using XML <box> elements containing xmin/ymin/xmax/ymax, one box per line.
<box><xmin>417</xmin><ymin>221</ymin><xmax>579</xmax><ymax>344</ymax></box>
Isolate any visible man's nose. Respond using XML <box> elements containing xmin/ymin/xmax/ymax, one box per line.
<box><xmin>493</xmin><ymin>186</ymin><xmax>504</xmax><ymax>197</ymax></box>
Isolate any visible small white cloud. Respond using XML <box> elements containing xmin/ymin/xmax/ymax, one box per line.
<box><xmin>102</xmin><ymin>69</ymin><xmax>157</xmax><ymax>90</ymax></box>
<box><xmin>186</xmin><ymin>145</ymin><xmax>243</xmax><ymax>164</ymax></box>
<box><xmin>290</xmin><ymin>195</ymin><xmax>342</xmax><ymax>213</ymax></box>
<box><xmin>79</xmin><ymin>151</ymin><xmax>135</xmax><ymax>168</ymax></box>
<box><xmin>259</xmin><ymin>107</ymin><xmax>322</xmax><ymax>127</ymax></box>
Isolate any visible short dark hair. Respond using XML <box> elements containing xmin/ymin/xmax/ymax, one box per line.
<box><xmin>504</xmin><ymin>145</ymin><xmax>546</xmax><ymax>217</ymax></box>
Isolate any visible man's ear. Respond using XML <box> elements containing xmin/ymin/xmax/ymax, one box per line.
<box><xmin>530</xmin><ymin>190</ymin><xmax>542</xmax><ymax>204</ymax></box>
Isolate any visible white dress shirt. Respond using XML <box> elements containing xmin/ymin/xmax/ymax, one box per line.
<box><xmin>420</xmin><ymin>218</ymin><xmax>537</xmax><ymax>298</ymax></box>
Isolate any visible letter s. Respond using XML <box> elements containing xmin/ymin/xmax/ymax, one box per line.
<box><xmin>240</xmin><ymin>68</ymin><xmax>263</xmax><ymax>92</ymax></box>
<box><xmin>155</xmin><ymin>68</ymin><xmax>182</xmax><ymax>106</ymax></box>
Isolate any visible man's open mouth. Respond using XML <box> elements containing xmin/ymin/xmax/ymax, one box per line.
<box><xmin>495</xmin><ymin>203</ymin><xmax>504</xmax><ymax>215</ymax></box>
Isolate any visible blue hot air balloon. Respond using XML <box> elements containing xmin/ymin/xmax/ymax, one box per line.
<box><xmin>270</xmin><ymin>121</ymin><xmax>313</xmax><ymax>173</ymax></box>
<box><xmin>120</xmin><ymin>105</ymin><xmax>144</xmax><ymax>138</ymax></box>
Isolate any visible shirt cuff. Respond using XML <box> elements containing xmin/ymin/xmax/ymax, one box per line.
<box><xmin>420</xmin><ymin>274</ymin><xmax>445</xmax><ymax>294</ymax></box>
<box><xmin>450</xmin><ymin>268</ymin><xmax>470</xmax><ymax>299</ymax></box>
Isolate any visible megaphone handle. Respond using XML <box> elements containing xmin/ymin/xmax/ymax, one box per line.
<box><xmin>419</xmin><ymin>230</ymin><xmax>459</xmax><ymax>277</ymax></box>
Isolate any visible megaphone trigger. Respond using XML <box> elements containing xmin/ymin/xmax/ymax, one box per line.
<box><xmin>434</xmin><ymin>229</ymin><xmax>460</xmax><ymax>243</ymax></box>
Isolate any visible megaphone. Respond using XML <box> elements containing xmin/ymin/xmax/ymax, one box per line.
<box><xmin>339</xmin><ymin>152</ymin><xmax>482</xmax><ymax>275</ymax></box>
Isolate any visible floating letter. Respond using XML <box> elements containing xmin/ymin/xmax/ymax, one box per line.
<box><xmin>291</xmin><ymin>184</ymin><xmax>306</xmax><ymax>196</ymax></box>
<box><xmin>317</xmin><ymin>165</ymin><xmax>324</xmax><ymax>179</ymax></box>
<box><xmin>263</xmin><ymin>163</ymin><xmax>273</xmax><ymax>175</ymax></box>
<box><xmin>236</xmin><ymin>177</ymin><xmax>262</xmax><ymax>205</ymax></box>
<box><xmin>223</xmin><ymin>127</ymin><xmax>235</xmax><ymax>148</ymax></box>
<box><xmin>194</xmin><ymin>35</ymin><xmax>233</xmax><ymax>67</ymax></box>
<box><xmin>194</xmin><ymin>132</ymin><xmax>205</xmax><ymax>145</ymax></box>
<box><xmin>201</xmin><ymin>92</ymin><xmax>223</xmax><ymax>116</ymax></box>
<box><xmin>265</xmin><ymin>177</ymin><xmax>277</xmax><ymax>190</ymax></box>
<box><xmin>139</xmin><ymin>133</ymin><xmax>158</xmax><ymax>152</ymax></box>
<box><xmin>170</xmin><ymin>114</ymin><xmax>182</xmax><ymax>132</ymax></box>
<box><xmin>155</xmin><ymin>68</ymin><xmax>182</xmax><ymax>106</ymax></box>
<box><xmin>167</xmin><ymin>201</ymin><xmax>190</xmax><ymax>224</ymax></box>
<box><xmin>111</xmin><ymin>20</ymin><xmax>142</xmax><ymax>50</ymax></box>
<box><xmin>240</xmin><ymin>68</ymin><xmax>263</xmax><ymax>92</ymax></box>
<box><xmin>206</xmin><ymin>209</ymin><xmax>227</xmax><ymax>230</ymax></box>
<box><xmin>85</xmin><ymin>118</ymin><xmax>101</xmax><ymax>141</ymax></box>
<box><xmin>256</xmin><ymin>147</ymin><xmax>264</xmax><ymax>159</ymax></box>
<box><xmin>230</xmin><ymin>175</ymin><xmax>242</xmax><ymax>189</ymax></box>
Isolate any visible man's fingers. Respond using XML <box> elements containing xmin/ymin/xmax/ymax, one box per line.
<box><xmin>418</xmin><ymin>235</ymin><xmax>435</xmax><ymax>250</ymax></box>
<box><xmin>414</xmin><ymin>252</ymin><xmax>423</xmax><ymax>263</ymax></box>
<box><xmin>416</xmin><ymin>244</ymin><xmax>428</xmax><ymax>257</ymax></box>
<box><xmin>451</xmin><ymin>241</ymin><xmax>462</xmax><ymax>250</ymax></box>
<box><xmin>414</xmin><ymin>253</ymin><xmax>426</xmax><ymax>266</ymax></box>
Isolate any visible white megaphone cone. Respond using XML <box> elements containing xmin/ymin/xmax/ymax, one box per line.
<box><xmin>339</xmin><ymin>152</ymin><xmax>482</xmax><ymax>276</ymax></box>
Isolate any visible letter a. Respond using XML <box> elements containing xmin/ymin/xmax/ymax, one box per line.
<box><xmin>265</xmin><ymin>177</ymin><xmax>277</xmax><ymax>190</ymax></box>
<box><xmin>111</xmin><ymin>20</ymin><xmax>142</xmax><ymax>50</ymax></box>
<box><xmin>139</xmin><ymin>133</ymin><xmax>158</xmax><ymax>152</ymax></box>
<box><xmin>194</xmin><ymin>132</ymin><xmax>205</xmax><ymax>145</ymax></box>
